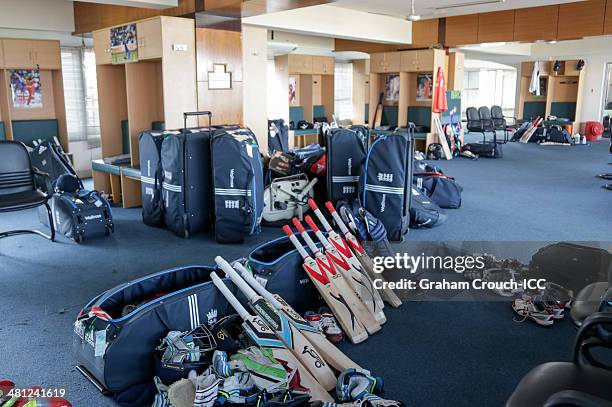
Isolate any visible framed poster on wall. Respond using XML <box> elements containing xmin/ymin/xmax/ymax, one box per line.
<box><xmin>10</xmin><ymin>69</ymin><xmax>42</xmax><ymax>109</ymax></box>
<box><xmin>385</xmin><ymin>74</ymin><xmax>400</xmax><ymax>102</ymax></box>
<box><xmin>111</xmin><ymin>24</ymin><xmax>138</xmax><ymax>64</ymax></box>
<box><xmin>416</xmin><ymin>73</ymin><xmax>433</xmax><ymax>101</ymax></box>
<box><xmin>289</xmin><ymin>76</ymin><xmax>297</xmax><ymax>105</ymax></box>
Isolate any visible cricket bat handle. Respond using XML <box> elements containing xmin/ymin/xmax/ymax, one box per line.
<box><xmin>292</xmin><ymin>217</ymin><xmax>320</xmax><ymax>254</ymax></box>
<box><xmin>215</xmin><ymin>256</ymin><xmax>259</xmax><ymax>301</ymax></box>
<box><xmin>233</xmin><ymin>262</ymin><xmax>283</xmax><ymax>310</ymax></box>
<box><xmin>283</xmin><ymin>225</ymin><xmax>310</xmax><ymax>260</ymax></box>
<box><xmin>304</xmin><ymin>215</ymin><xmax>332</xmax><ymax>249</ymax></box>
<box><xmin>325</xmin><ymin>201</ymin><xmax>351</xmax><ymax>235</ymax></box>
<box><xmin>210</xmin><ymin>272</ymin><xmax>250</xmax><ymax>320</ymax></box>
<box><xmin>308</xmin><ymin>199</ymin><xmax>334</xmax><ymax>232</ymax></box>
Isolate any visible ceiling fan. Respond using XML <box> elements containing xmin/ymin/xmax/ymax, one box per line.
<box><xmin>406</xmin><ymin>0</ymin><xmax>421</xmax><ymax>21</ymax></box>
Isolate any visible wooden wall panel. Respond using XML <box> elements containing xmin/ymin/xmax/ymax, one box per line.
<box><xmin>73</xmin><ymin>0</ymin><xmax>197</xmax><ymax>34</ymax></box>
<box><xmin>334</xmin><ymin>39</ymin><xmax>401</xmax><ymax>53</ymax></box>
<box><xmin>410</xmin><ymin>19</ymin><xmax>440</xmax><ymax>48</ymax></box>
<box><xmin>514</xmin><ymin>6</ymin><xmax>559</xmax><ymax>42</ymax></box>
<box><xmin>605</xmin><ymin>0</ymin><xmax>612</xmax><ymax>34</ymax></box>
<box><xmin>445</xmin><ymin>14</ymin><xmax>478</xmax><ymax>46</ymax></box>
<box><xmin>196</xmin><ymin>28</ymin><xmax>242</xmax><ymax>82</ymax></box>
<box><xmin>557</xmin><ymin>0</ymin><xmax>606</xmax><ymax>40</ymax></box>
<box><xmin>478</xmin><ymin>10</ymin><xmax>515</xmax><ymax>43</ymax></box>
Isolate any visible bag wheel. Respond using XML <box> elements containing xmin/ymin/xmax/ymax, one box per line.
<box><xmin>74</xmin><ymin>233</ymin><xmax>83</xmax><ymax>243</ymax></box>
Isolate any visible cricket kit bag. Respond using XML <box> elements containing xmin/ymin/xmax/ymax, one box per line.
<box><xmin>161</xmin><ymin>112</ymin><xmax>214</xmax><ymax>238</ymax></box>
<box><xmin>359</xmin><ymin>131</ymin><xmax>414</xmax><ymax>241</ymax></box>
<box><xmin>29</xmin><ymin>139</ymin><xmax>80</xmax><ymax>194</ymax></box>
<box><xmin>245</xmin><ymin>233</ymin><xmax>322</xmax><ymax>314</ymax></box>
<box><xmin>463</xmin><ymin>142</ymin><xmax>503</xmax><ymax>158</ymax></box>
<box><xmin>350</xmin><ymin>125</ymin><xmax>370</xmax><ymax>145</ymax></box>
<box><xmin>414</xmin><ymin>173</ymin><xmax>462</xmax><ymax>209</ymax></box>
<box><xmin>530</xmin><ymin>243</ymin><xmax>612</xmax><ymax>293</ymax></box>
<box><xmin>40</xmin><ymin>187</ymin><xmax>114</xmax><ymax>243</ymax></box>
<box><xmin>212</xmin><ymin>128</ymin><xmax>264</xmax><ymax>244</ymax></box>
<box><xmin>73</xmin><ymin>266</ymin><xmax>237</xmax><ymax>397</ymax></box>
<box><xmin>326</xmin><ymin>128</ymin><xmax>366</xmax><ymax>202</ymax></box>
<box><xmin>138</xmin><ymin>131</ymin><xmax>167</xmax><ymax>227</ymax></box>
<box><xmin>409</xmin><ymin>187</ymin><xmax>447</xmax><ymax>229</ymax></box>
<box><xmin>268</xmin><ymin>119</ymin><xmax>289</xmax><ymax>155</ymax></box>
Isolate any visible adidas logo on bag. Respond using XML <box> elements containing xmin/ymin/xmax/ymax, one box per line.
<box><xmin>207</xmin><ymin>309</ymin><xmax>218</xmax><ymax>326</ymax></box>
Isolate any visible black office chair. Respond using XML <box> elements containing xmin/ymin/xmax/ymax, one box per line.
<box><xmin>466</xmin><ymin>107</ymin><xmax>489</xmax><ymax>143</ymax></box>
<box><xmin>0</xmin><ymin>140</ymin><xmax>55</xmax><ymax>241</ymax></box>
<box><xmin>478</xmin><ymin>106</ymin><xmax>497</xmax><ymax>143</ymax></box>
<box><xmin>491</xmin><ymin>105</ymin><xmax>517</xmax><ymax>143</ymax></box>
<box><xmin>506</xmin><ymin>312</ymin><xmax>612</xmax><ymax>407</ymax></box>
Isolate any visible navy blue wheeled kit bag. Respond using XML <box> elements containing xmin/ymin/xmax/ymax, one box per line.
<box><xmin>29</xmin><ymin>138</ymin><xmax>76</xmax><ymax>194</ymax></box>
<box><xmin>359</xmin><ymin>129</ymin><xmax>414</xmax><ymax>241</ymax></box>
<box><xmin>161</xmin><ymin>112</ymin><xmax>214</xmax><ymax>238</ymax></box>
<box><xmin>326</xmin><ymin>127</ymin><xmax>366</xmax><ymax>202</ymax></box>
<box><xmin>212</xmin><ymin>127</ymin><xmax>264</xmax><ymax>244</ymax></box>
<box><xmin>73</xmin><ymin>266</ymin><xmax>238</xmax><ymax>397</ymax></box>
<box><xmin>138</xmin><ymin>130</ymin><xmax>168</xmax><ymax>227</ymax></box>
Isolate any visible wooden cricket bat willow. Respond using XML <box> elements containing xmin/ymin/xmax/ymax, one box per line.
<box><xmin>325</xmin><ymin>201</ymin><xmax>403</xmax><ymax>308</ymax></box>
<box><xmin>282</xmin><ymin>225</ymin><xmax>369</xmax><ymax>344</ymax></box>
<box><xmin>291</xmin><ymin>218</ymin><xmax>382</xmax><ymax>335</ymax></box>
<box><xmin>214</xmin><ymin>256</ymin><xmax>337</xmax><ymax>390</ymax></box>
<box><xmin>304</xmin><ymin>215</ymin><xmax>386</xmax><ymax>325</ymax></box>
<box><xmin>209</xmin><ymin>271</ymin><xmax>333</xmax><ymax>401</ymax></box>
<box><xmin>231</xmin><ymin>261</ymin><xmax>362</xmax><ymax>373</ymax></box>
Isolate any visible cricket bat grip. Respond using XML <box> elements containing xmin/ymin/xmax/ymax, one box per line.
<box><xmin>215</xmin><ymin>256</ymin><xmax>259</xmax><ymax>300</ymax></box>
<box><xmin>326</xmin><ymin>202</ymin><xmax>351</xmax><ymax>235</ymax></box>
<box><xmin>309</xmin><ymin>199</ymin><xmax>334</xmax><ymax>232</ymax></box>
<box><xmin>233</xmin><ymin>262</ymin><xmax>283</xmax><ymax>310</ymax></box>
<box><xmin>293</xmin><ymin>218</ymin><xmax>320</xmax><ymax>254</ymax></box>
<box><xmin>210</xmin><ymin>272</ymin><xmax>250</xmax><ymax>319</ymax></box>
<box><xmin>283</xmin><ymin>225</ymin><xmax>310</xmax><ymax>260</ymax></box>
<box><xmin>305</xmin><ymin>216</ymin><xmax>332</xmax><ymax>248</ymax></box>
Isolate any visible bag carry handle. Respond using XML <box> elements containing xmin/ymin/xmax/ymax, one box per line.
<box><xmin>183</xmin><ymin>111</ymin><xmax>212</xmax><ymax>132</ymax></box>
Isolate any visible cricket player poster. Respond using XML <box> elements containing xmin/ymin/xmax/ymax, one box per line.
<box><xmin>10</xmin><ymin>69</ymin><xmax>43</xmax><ymax>109</ymax></box>
<box><xmin>111</xmin><ymin>23</ymin><xmax>138</xmax><ymax>64</ymax></box>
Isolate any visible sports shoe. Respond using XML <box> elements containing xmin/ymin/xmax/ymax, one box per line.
<box><xmin>304</xmin><ymin>311</ymin><xmax>323</xmax><ymax>332</ymax></box>
<box><xmin>512</xmin><ymin>296</ymin><xmax>554</xmax><ymax>326</ymax></box>
<box><xmin>318</xmin><ymin>307</ymin><xmax>343</xmax><ymax>343</ymax></box>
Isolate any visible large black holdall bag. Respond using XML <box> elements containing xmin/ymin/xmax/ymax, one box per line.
<box><xmin>161</xmin><ymin>112</ymin><xmax>214</xmax><ymax>238</ymax></box>
<box><xmin>212</xmin><ymin>127</ymin><xmax>264</xmax><ymax>243</ymax></box>
<box><xmin>326</xmin><ymin>128</ymin><xmax>366</xmax><ymax>202</ymax></box>
<box><xmin>268</xmin><ymin>119</ymin><xmax>289</xmax><ymax>155</ymax></box>
<box><xmin>359</xmin><ymin>129</ymin><xmax>414</xmax><ymax>241</ymax></box>
<box><xmin>73</xmin><ymin>266</ymin><xmax>237</xmax><ymax>396</ymax></box>
<box><xmin>414</xmin><ymin>174</ymin><xmax>462</xmax><ymax>209</ymax></box>
<box><xmin>530</xmin><ymin>243</ymin><xmax>612</xmax><ymax>292</ymax></box>
<box><xmin>409</xmin><ymin>187</ymin><xmax>447</xmax><ymax>228</ymax></box>
<box><xmin>29</xmin><ymin>139</ymin><xmax>79</xmax><ymax>194</ymax></box>
<box><xmin>138</xmin><ymin>131</ymin><xmax>167</xmax><ymax>227</ymax></box>
<box><xmin>463</xmin><ymin>142</ymin><xmax>503</xmax><ymax>158</ymax></box>
<box><xmin>40</xmin><ymin>189</ymin><xmax>114</xmax><ymax>243</ymax></box>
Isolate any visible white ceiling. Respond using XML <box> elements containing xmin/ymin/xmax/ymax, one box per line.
<box><xmin>334</xmin><ymin>0</ymin><xmax>584</xmax><ymax>20</ymax></box>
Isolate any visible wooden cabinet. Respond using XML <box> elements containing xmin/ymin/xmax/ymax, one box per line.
<box><xmin>288</xmin><ymin>55</ymin><xmax>313</xmax><ymax>74</ymax></box>
<box><xmin>448</xmin><ymin>52</ymin><xmax>465</xmax><ymax>91</ymax></box>
<box><xmin>370</xmin><ymin>52</ymin><xmax>400</xmax><ymax>73</ymax></box>
<box><xmin>2</xmin><ymin>39</ymin><xmax>61</xmax><ymax>69</ymax></box>
<box><xmin>400</xmin><ymin>50</ymin><xmax>433</xmax><ymax>72</ymax></box>
<box><xmin>93</xmin><ymin>29</ymin><xmax>112</xmax><ymax>65</ymax></box>
<box><xmin>312</xmin><ymin>56</ymin><xmax>334</xmax><ymax>75</ymax></box>
<box><xmin>522</xmin><ymin>61</ymin><xmax>551</xmax><ymax>77</ymax></box>
<box><xmin>137</xmin><ymin>18</ymin><xmax>163</xmax><ymax>60</ymax></box>
<box><xmin>557</xmin><ymin>0</ymin><xmax>605</xmax><ymax>40</ymax></box>
<box><xmin>312</xmin><ymin>75</ymin><xmax>322</xmax><ymax>105</ymax></box>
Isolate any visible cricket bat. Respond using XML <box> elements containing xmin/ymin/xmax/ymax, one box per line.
<box><xmin>282</xmin><ymin>225</ymin><xmax>369</xmax><ymax>344</ymax></box>
<box><xmin>434</xmin><ymin>116</ymin><xmax>453</xmax><ymax>160</ymax></box>
<box><xmin>209</xmin><ymin>271</ymin><xmax>333</xmax><ymax>402</ymax></box>
<box><xmin>373</xmin><ymin>92</ymin><xmax>384</xmax><ymax>129</ymax></box>
<box><xmin>291</xmin><ymin>218</ymin><xmax>382</xmax><ymax>335</ymax></box>
<box><xmin>308</xmin><ymin>199</ymin><xmax>384</xmax><ymax>310</ymax></box>
<box><xmin>325</xmin><ymin>201</ymin><xmax>403</xmax><ymax>308</ymax></box>
<box><xmin>215</xmin><ymin>256</ymin><xmax>337</xmax><ymax>390</ymax></box>
<box><xmin>304</xmin><ymin>215</ymin><xmax>386</xmax><ymax>325</ymax></box>
<box><xmin>519</xmin><ymin>116</ymin><xmax>542</xmax><ymax>143</ymax></box>
<box><xmin>231</xmin><ymin>261</ymin><xmax>362</xmax><ymax>373</ymax></box>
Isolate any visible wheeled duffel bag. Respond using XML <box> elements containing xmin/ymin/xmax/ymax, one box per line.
<box><xmin>212</xmin><ymin>127</ymin><xmax>264</xmax><ymax>243</ymax></box>
<box><xmin>359</xmin><ymin>130</ymin><xmax>414</xmax><ymax>241</ymax></box>
<box><xmin>40</xmin><ymin>188</ymin><xmax>114</xmax><ymax>243</ymax></box>
<box><xmin>73</xmin><ymin>266</ymin><xmax>238</xmax><ymax>396</ymax></box>
<box><xmin>161</xmin><ymin>112</ymin><xmax>214</xmax><ymax>238</ymax></box>
<box><xmin>463</xmin><ymin>142</ymin><xmax>503</xmax><ymax>158</ymax></box>
<box><xmin>326</xmin><ymin>128</ymin><xmax>366</xmax><ymax>202</ymax></box>
<box><xmin>409</xmin><ymin>187</ymin><xmax>447</xmax><ymax>228</ymax></box>
<box><xmin>139</xmin><ymin>130</ymin><xmax>168</xmax><ymax>227</ymax></box>
<box><xmin>414</xmin><ymin>174</ymin><xmax>462</xmax><ymax>209</ymax></box>
<box><xmin>268</xmin><ymin>119</ymin><xmax>289</xmax><ymax>155</ymax></box>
